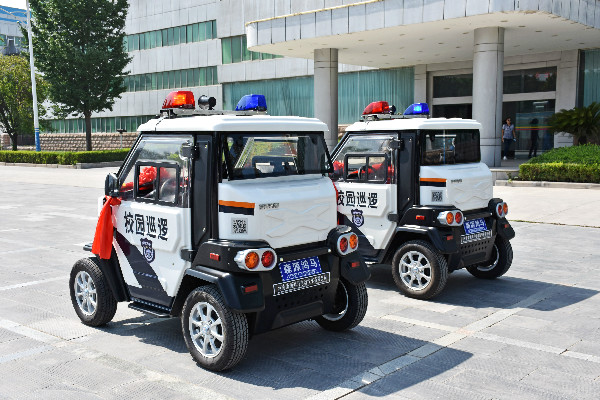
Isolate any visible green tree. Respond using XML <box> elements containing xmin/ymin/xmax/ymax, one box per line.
<box><xmin>549</xmin><ymin>102</ymin><xmax>600</xmax><ymax>145</ymax></box>
<box><xmin>28</xmin><ymin>0</ymin><xmax>130</xmax><ymax>151</ymax></box>
<box><xmin>0</xmin><ymin>55</ymin><xmax>48</xmax><ymax>150</ymax></box>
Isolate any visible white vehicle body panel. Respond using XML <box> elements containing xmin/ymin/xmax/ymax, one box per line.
<box><xmin>419</xmin><ymin>163</ymin><xmax>493</xmax><ymax>211</ymax></box>
<box><xmin>218</xmin><ymin>175</ymin><xmax>337</xmax><ymax>249</ymax></box>
<box><xmin>113</xmin><ymin>201</ymin><xmax>192</xmax><ymax>298</ymax></box>
<box><xmin>335</xmin><ymin>182</ymin><xmax>397</xmax><ymax>250</ymax></box>
<box><xmin>346</xmin><ymin>117</ymin><xmax>482</xmax><ymax>133</ymax></box>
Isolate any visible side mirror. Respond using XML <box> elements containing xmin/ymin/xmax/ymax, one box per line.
<box><xmin>105</xmin><ymin>173</ymin><xmax>119</xmax><ymax>197</ymax></box>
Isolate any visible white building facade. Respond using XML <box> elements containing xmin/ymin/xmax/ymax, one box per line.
<box><xmin>46</xmin><ymin>0</ymin><xmax>600</xmax><ymax>167</ymax></box>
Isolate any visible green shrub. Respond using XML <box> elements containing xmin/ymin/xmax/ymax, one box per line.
<box><xmin>519</xmin><ymin>162</ymin><xmax>600</xmax><ymax>183</ymax></box>
<box><xmin>518</xmin><ymin>145</ymin><xmax>600</xmax><ymax>183</ymax></box>
<box><xmin>0</xmin><ymin>149</ymin><xmax>130</xmax><ymax>165</ymax></box>
<box><xmin>527</xmin><ymin>144</ymin><xmax>600</xmax><ymax>165</ymax></box>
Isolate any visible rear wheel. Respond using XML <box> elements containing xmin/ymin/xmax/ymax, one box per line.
<box><xmin>181</xmin><ymin>285</ymin><xmax>248</xmax><ymax>371</ymax></box>
<box><xmin>391</xmin><ymin>240</ymin><xmax>448</xmax><ymax>300</ymax></box>
<box><xmin>467</xmin><ymin>236</ymin><xmax>513</xmax><ymax>279</ymax></box>
<box><xmin>69</xmin><ymin>257</ymin><xmax>117</xmax><ymax>326</ymax></box>
<box><xmin>315</xmin><ymin>278</ymin><xmax>368</xmax><ymax>331</ymax></box>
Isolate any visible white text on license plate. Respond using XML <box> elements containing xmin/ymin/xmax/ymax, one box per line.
<box><xmin>273</xmin><ymin>272</ymin><xmax>330</xmax><ymax>296</ymax></box>
<box><xmin>461</xmin><ymin>230</ymin><xmax>492</xmax><ymax>244</ymax></box>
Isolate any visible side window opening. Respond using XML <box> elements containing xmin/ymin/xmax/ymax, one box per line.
<box><xmin>420</xmin><ymin>129</ymin><xmax>481</xmax><ymax>165</ymax></box>
<box><xmin>332</xmin><ymin>135</ymin><xmax>395</xmax><ymax>184</ymax></box>
<box><xmin>118</xmin><ymin>135</ymin><xmax>193</xmax><ymax>207</ymax></box>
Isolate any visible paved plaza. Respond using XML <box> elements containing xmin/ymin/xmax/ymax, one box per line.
<box><xmin>0</xmin><ymin>165</ymin><xmax>599</xmax><ymax>399</ymax></box>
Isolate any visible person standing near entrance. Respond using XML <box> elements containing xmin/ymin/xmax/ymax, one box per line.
<box><xmin>502</xmin><ymin>117</ymin><xmax>516</xmax><ymax>160</ymax></box>
<box><xmin>529</xmin><ymin>118</ymin><xmax>539</xmax><ymax>158</ymax></box>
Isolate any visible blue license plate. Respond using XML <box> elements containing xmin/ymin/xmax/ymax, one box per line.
<box><xmin>463</xmin><ymin>218</ymin><xmax>488</xmax><ymax>235</ymax></box>
<box><xmin>279</xmin><ymin>256</ymin><xmax>322</xmax><ymax>282</ymax></box>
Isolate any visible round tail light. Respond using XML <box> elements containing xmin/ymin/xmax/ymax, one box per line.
<box><xmin>497</xmin><ymin>203</ymin><xmax>504</xmax><ymax>217</ymax></box>
<box><xmin>261</xmin><ymin>251</ymin><xmax>275</xmax><ymax>268</ymax></box>
<box><xmin>349</xmin><ymin>233</ymin><xmax>358</xmax><ymax>250</ymax></box>
<box><xmin>503</xmin><ymin>202</ymin><xmax>508</xmax><ymax>215</ymax></box>
<box><xmin>339</xmin><ymin>237</ymin><xmax>348</xmax><ymax>253</ymax></box>
<box><xmin>454</xmin><ymin>211</ymin><xmax>463</xmax><ymax>224</ymax></box>
<box><xmin>446</xmin><ymin>212</ymin><xmax>454</xmax><ymax>225</ymax></box>
<box><xmin>245</xmin><ymin>252</ymin><xmax>259</xmax><ymax>269</ymax></box>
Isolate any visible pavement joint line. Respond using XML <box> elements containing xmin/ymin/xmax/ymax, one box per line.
<box><xmin>0</xmin><ymin>276</ymin><xmax>69</xmax><ymax>292</ymax></box>
<box><xmin>314</xmin><ymin>284</ymin><xmax>582</xmax><ymax>399</ymax></box>
<box><xmin>0</xmin><ymin>345</ymin><xmax>53</xmax><ymax>364</ymax></box>
<box><xmin>0</xmin><ymin>319</ymin><xmax>62</xmax><ymax>344</ymax></box>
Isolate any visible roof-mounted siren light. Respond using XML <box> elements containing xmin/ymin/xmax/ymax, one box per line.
<box><xmin>362</xmin><ymin>101</ymin><xmax>390</xmax><ymax>116</ymax></box>
<box><xmin>403</xmin><ymin>102</ymin><xmax>430</xmax><ymax>116</ymax></box>
<box><xmin>198</xmin><ymin>95</ymin><xmax>217</xmax><ymax>110</ymax></box>
<box><xmin>162</xmin><ymin>91</ymin><xmax>195</xmax><ymax>110</ymax></box>
<box><xmin>236</xmin><ymin>94</ymin><xmax>267</xmax><ymax>112</ymax></box>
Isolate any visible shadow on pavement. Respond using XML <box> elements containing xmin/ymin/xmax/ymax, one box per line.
<box><xmin>368</xmin><ymin>264</ymin><xmax>598</xmax><ymax>311</ymax></box>
<box><xmin>96</xmin><ymin>313</ymin><xmax>472</xmax><ymax>395</ymax></box>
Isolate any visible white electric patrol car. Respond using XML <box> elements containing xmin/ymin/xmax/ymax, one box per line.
<box><xmin>331</xmin><ymin>101</ymin><xmax>515</xmax><ymax>299</ymax></box>
<box><xmin>69</xmin><ymin>92</ymin><xmax>370</xmax><ymax>371</ymax></box>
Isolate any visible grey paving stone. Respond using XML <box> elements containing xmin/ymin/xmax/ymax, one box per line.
<box><xmin>520</xmin><ymin>367</ymin><xmax>600</xmax><ymax>400</ymax></box>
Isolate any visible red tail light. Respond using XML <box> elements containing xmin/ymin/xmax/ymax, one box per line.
<box><xmin>454</xmin><ymin>211</ymin><xmax>463</xmax><ymax>224</ymax></box>
<box><xmin>503</xmin><ymin>202</ymin><xmax>508</xmax><ymax>215</ymax></box>
<box><xmin>497</xmin><ymin>203</ymin><xmax>504</xmax><ymax>217</ymax></box>
<box><xmin>340</xmin><ymin>237</ymin><xmax>349</xmax><ymax>253</ymax></box>
<box><xmin>162</xmin><ymin>91</ymin><xmax>195</xmax><ymax>109</ymax></box>
<box><xmin>261</xmin><ymin>251</ymin><xmax>275</xmax><ymax>268</ymax></box>
<box><xmin>362</xmin><ymin>101</ymin><xmax>390</xmax><ymax>115</ymax></box>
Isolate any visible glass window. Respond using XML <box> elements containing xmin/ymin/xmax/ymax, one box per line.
<box><xmin>206</xmin><ymin>20</ymin><xmax>213</xmax><ymax>39</ymax></box>
<box><xmin>163</xmin><ymin>71</ymin><xmax>169</xmax><ymax>89</ymax></box>
<box><xmin>212</xmin><ymin>20</ymin><xmax>217</xmax><ymax>39</ymax></box>
<box><xmin>132</xmin><ymin>34</ymin><xmax>139</xmax><ymax>51</ymax></box>
<box><xmin>179</xmin><ymin>69</ymin><xmax>186</xmax><ymax>87</ymax></box>
<box><xmin>139</xmin><ymin>33</ymin><xmax>145</xmax><ymax>50</ymax></box>
<box><xmin>332</xmin><ymin>135</ymin><xmax>395</xmax><ymax>183</ymax></box>
<box><xmin>420</xmin><ymin>129</ymin><xmax>481</xmax><ymax>165</ymax></box>
<box><xmin>169</xmin><ymin>71</ymin><xmax>175</xmax><ymax>88</ymax></box>
<box><xmin>119</xmin><ymin>136</ymin><xmax>193</xmax><ymax>206</ymax></box>
<box><xmin>162</xmin><ymin>29</ymin><xmax>168</xmax><ymax>46</ymax></box>
<box><xmin>109</xmin><ymin>118</ymin><xmax>115</xmax><ymax>133</ymax></box>
<box><xmin>222</xmin><ymin>37</ymin><xmax>232</xmax><ymax>64</ymax></box>
<box><xmin>186</xmin><ymin>25</ymin><xmax>193</xmax><ymax>44</ymax></box>
<box><xmin>149</xmin><ymin>31</ymin><xmax>156</xmax><ymax>48</ymax></box>
<box><xmin>242</xmin><ymin>35</ymin><xmax>251</xmax><ymax>61</ymax></box>
<box><xmin>223</xmin><ymin>133</ymin><xmax>332</xmax><ymax>180</ymax></box>
<box><xmin>151</xmin><ymin>73</ymin><xmax>158</xmax><ymax>90</ymax></box>
<box><xmin>433</xmin><ymin>74</ymin><xmax>473</xmax><ymax>98</ymax></box>
<box><xmin>231</xmin><ymin>36</ymin><xmax>242</xmax><ymax>63</ymax></box>
<box><xmin>123</xmin><ymin>36</ymin><xmax>129</xmax><ymax>52</ymax></box>
<box><xmin>144</xmin><ymin>32</ymin><xmax>151</xmax><ymax>49</ymax></box>
<box><xmin>146</xmin><ymin>74</ymin><xmax>152</xmax><ymax>91</ymax></box>
<box><xmin>167</xmin><ymin>28</ymin><xmax>174</xmax><ymax>46</ymax></box>
<box><xmin>187</xmin><ymin>70</ymin><xmax>194</xmax><ymax>87</ymax></box>
<box><xmin>174</xmin><ymin>70</ymin><xmax>181</xmax><ymax>88</ymax></box>
<box><xmin>503</xmin><ymin>67</ymin><xmax>557</xmax><ymax>94</ymax></box>
<box><xmin>199</xmin><ymin>22</ymin><xmax>206</xmax><ymax>41</ymax></box>
<box><xmin>173</xmin><ymin>27</ymin><xmax>180</xmax><ymax>45</ymax></box>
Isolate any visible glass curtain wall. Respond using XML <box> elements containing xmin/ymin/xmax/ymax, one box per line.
<box><xmin>581</xmin><ymin>49</ymin><xmax>600</xmax><ymax>107</ymax></box>
<box><xmin>223</xmin><ymin>67</ymin><xmax>414</xmax><ymax>124</ymax></box>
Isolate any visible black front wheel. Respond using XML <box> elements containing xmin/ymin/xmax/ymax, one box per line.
<box><xmin>467</xmin><ymin>236</ymin><xmax>513</xmax><ymax>279</ymax></box>
<box><xmin>315</xmin><ymin>278</ymin><xmax>368</xmax><ymax>332</ymax></box>
<box><xmin>69</xmin><ymin>257</ymin><xmax>117</xmax><ymax>326</ymax></box>
<box><xmin>181</xmin><ymin>285</ymin><xmax>249</xmax><ymax>371</ymax></box>
<box><xmin>391</xmin><ymin>240</ymin><xmax>448</xmax><ymax>300</ymax></box>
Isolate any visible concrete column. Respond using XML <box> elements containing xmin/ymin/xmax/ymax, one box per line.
<box><xmin>555</xmin><ymin>50</ymin><xmax>578</xmax><ymax>147</ymax></box>
<box><xmin>472</xmin><ymin>27</ymin><xmax>504</xmax><ymax>167</ymax></box>
<box><xmin>314</xmin><ymin>48</ymin><xmax>338</xmax><ymax>150</ymax></box>
<box><xmin>414</xmin><ymin>64</ymin><xmax>427</xmax><ymax>104</ymax></box>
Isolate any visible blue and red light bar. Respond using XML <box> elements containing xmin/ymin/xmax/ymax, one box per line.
<box><xmin>236</xmin><ymin>94</ymin><xmax>267</xmax><ymax>112</ymax></box>
<box><xmin>403</xmin><ymin>102</ymin><xmax>429</xmax><ymax>116</ymax></box>
<box><xmin>162</xmin><ymin>91</ymin><xmax>196</xmax><ymax>109</ymax></box>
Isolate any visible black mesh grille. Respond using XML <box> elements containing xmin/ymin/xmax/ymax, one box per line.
<box><xmin>273</xmin><ymin>284</ymin><xmax>329</xmax><ymax>310</ymax></box>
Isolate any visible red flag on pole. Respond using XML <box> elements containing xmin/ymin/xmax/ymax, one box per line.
<box><xmin>91</xmin><ymin>196</ymin><xmax>121</xmax><ymax>259</ymax></box>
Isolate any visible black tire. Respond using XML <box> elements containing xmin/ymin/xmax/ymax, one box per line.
<box><xmin>467</xmin><ymin>236</ymin><xmax>513</xmax><ymax>279</ymax></box>
<box><xmin>69</xmin><ymin>257</ymin><xmax>117</xmax><ymax>326</ymax></box>
<box><xmin>181</xmin><ymin>285</ymin><xmax>248</xmax><ymax>371</ymax></box>
<box><xmin>391</xmin><ymin>240</ymin><xmax>448</xmax><ymax>300</ymax></box>
<box><xmin>315</xmin><ymin>278</ymin><xmax>368</xmax><ymax>332</ymax></box>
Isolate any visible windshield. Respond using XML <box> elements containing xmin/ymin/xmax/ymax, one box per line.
<box><xmin>222</xmin><ymin>132</ymin><xmax>333</xmax><ymax>180</ymax></box>
<box><xmin>420</xmin><ymin>129</ymin><xmax>481</xmax><ymax>165</ymax></box>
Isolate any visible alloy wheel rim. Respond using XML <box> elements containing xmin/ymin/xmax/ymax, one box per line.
<box><xmin>477</xmin><ymin>244</ymin><xmax>499</xmax><ymax>272</ymax></box>
<box><xmin>189</xmin><ymin>302</ymin><xmax>224</xmax><ymax>358</ymax></box>
<box><xmin>399</xmin><ymin>250</ymin><xmax>432</xmax><ymax>291</ymax></box>
<box><xmin>322</xmin><ymin>282</ymin><xmax>349</xmax><ymax>321</ymax></box>
<box><xmin>74</xmin><ymin>271</ymin><xmax>97</xmax><ymax>316</ymax></box>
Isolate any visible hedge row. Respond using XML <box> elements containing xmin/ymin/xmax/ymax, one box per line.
<box><xmin>519</xmin><ymin>162</ymin><xmax>600</xmax><ymax>183</ymax></box>
<box><xmin>0</xmin><ymin>149</ymin><xmax>130</xmax><ymax>165</ymax></box>
<box><xmin>527</xmin><ymin>144</ymin><xmax>600</xmax><ymax>165</ymax></box>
